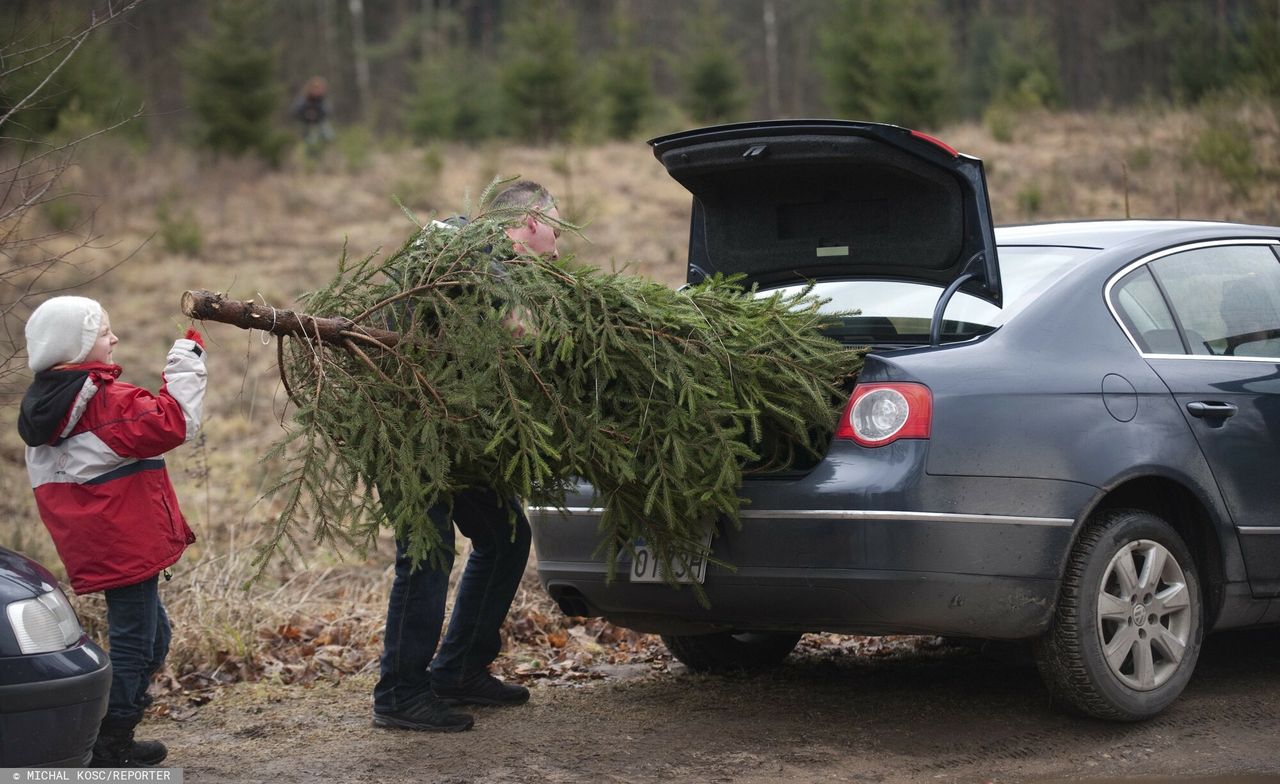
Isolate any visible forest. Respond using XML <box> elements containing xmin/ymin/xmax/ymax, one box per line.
<box><xmin>4</xmin><ymin>0</ymin><xmax>1280</xmax><ymax>153</ymax></box>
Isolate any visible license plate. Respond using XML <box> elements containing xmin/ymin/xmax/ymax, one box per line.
<box><xmin>629</xmin><ymin>528</ymin><xmax>714</xmax><ymax>584</ymax></box>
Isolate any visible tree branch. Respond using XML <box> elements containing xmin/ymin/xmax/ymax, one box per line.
<box><xmin>181</xmin><ymin>289</ymin><xmax>402</xmax><ymax>348</ymax></box>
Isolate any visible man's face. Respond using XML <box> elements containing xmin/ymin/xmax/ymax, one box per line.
<box><xmin>506</xmin><ymin>205</ymin><xmax>561</xmax><ymax>259</ymax></box>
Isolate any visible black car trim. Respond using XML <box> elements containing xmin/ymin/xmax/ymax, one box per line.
<box><xmin>529</xmin><ymin>507</ymin><xmax>1074</xmax><ymax>527</ymax></box>
<box><xmin>1105</xmin><ymin>238</ymin><xmax>1280</xmax><ymax>361</ymax></box>
<box><xmin>0</xmin><ymin>652</ymin><xmax>111</xmax><ymax>713</ymax></box>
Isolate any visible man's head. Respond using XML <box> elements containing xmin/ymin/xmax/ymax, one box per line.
<box><xmin>492</xmin><ymin>180</ymin><xmax>560</xmax><ymax>259</ymax></box>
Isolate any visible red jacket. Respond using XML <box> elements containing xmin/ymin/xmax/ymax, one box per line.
<box><xmin>18</xmin><ymin>339</ymin><xmax>207</xmax><ymax>594</ymax></box>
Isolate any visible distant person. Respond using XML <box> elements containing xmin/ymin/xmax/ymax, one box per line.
<box><xmin>292</xmin><ymin>76</ymin><xmax>335</xmax><ymax>158</ymax></box>
<box><xmin>18</xmin><ymin>296</ymin><xmax>208</xmax><ymax>767</ymax></box>
<box><xmin>371</xmin><ymin>181</ymin><xmax>560</xmax><ymax>733</ymax></box>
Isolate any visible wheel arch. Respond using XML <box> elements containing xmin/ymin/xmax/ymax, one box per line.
<box><xmin>1067</xmin><ymin>474</ymin><xmax>1227</xmax><ymax>629</ymax></box>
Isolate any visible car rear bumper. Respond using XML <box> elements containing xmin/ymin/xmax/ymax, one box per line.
<box><xmin>0</xmin><ymin>639</ymin><xmax>111</xmax><ymax>767</ymax></box>
<box><xmin>532</xmin><ymin>503</ymin><xmax>1078</xmax><ymax>639</ymax></box>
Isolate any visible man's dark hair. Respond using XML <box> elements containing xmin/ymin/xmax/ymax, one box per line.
<box><xmin>490</xmin><ymin>180</ymin><xmax>555</xmax><ymax>214</ymax></box>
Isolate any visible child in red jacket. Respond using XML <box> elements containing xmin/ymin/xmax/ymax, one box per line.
<box><xmin>18</xmin><ymin>296</ymin><xmax>207</xmax><ymax>767</ymax></box>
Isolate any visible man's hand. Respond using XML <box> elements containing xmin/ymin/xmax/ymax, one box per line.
<box><xmin>502</xmin><ymin>307</ymin><xmax>537</xmax><ymax>339</ymax></box>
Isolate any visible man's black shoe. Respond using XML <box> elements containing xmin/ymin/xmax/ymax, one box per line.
<box><xmin>433</xmin><ymin>672</ymin><xmax>530</xmax><ymax>707</ymax></box>
<box><xmin>372</xmin><ymin>698</ymin><xmax>474</xmax><ymax>732</ymax></box>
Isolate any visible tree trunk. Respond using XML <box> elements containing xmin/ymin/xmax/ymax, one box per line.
<box><xmin>347</xmin><ymin>0</ymin><xmax>372</xmax><ymax>120</ymax></box>
<box><xmin>181</xmin><ymin>290</ymin><xmax>401</xmax><ymax>348</ymax></box>
<box><xmin>763</xmin><ymin>0</ymin><xmax>780</xmax><ymax>118</ymax></box>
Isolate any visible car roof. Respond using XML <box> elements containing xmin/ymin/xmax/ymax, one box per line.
<box><xmin>995</xmin><ymin>219</ymin><xmax>1278</xmax><ymax>251</ymax></box>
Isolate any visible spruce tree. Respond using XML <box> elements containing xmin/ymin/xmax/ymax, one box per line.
<box><xmin>407</xmin><ymin>52</ymin><xmax>501</xmax><ymax>142</ymax></box>
<box><xmin>600</xmin><ymin>9</ymin><xmax>654</xmax><ymax>140</ymax></box>
<box><xmin>0</xmin><ymin>8</ymin><xmax>143</xmax><ymax>142</ymax></box>
<box><xmin>498</xmin><ymin>0</ymin><xmax>583</xmax><ymax>143</ymax></box>
<box><xmin>184</xmin><ymin>0</ymin><xmax>288</xmax><ymax>165</ymax></box>
<box><xmin>677</xmin><ymin>1</ymin><xmax>746</xmax><ymax>125</ymax></box>
<box><xmin>819</xmin><ymin>0</ymin><xmax>953</xmax><ymax>129</ymax></box>
<box><xmin>258</xmin><ymin>189</ymin><xmax>864</xmax><ymax>592</ymax></box>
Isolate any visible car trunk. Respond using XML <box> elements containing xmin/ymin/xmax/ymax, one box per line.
<box><xmin>649</xmin><ymin>120</ymin><xmax>1002</xmax><ymax>475</ymax></box>
<box><xmin>649</xmin><ymin>120</ymin><xmax>1001</xmax><ymax>304</ymax></box>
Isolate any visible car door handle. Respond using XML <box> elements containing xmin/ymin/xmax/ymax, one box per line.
<box><xmin>1186</xmin><ymin>401</ymin><xmax>1238</xmax><ymax>419</ymax></box>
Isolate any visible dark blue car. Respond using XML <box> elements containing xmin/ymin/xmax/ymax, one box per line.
<box><xmin>530</xmin><ymin>120</ymin><xmax>1280</xmax><ymax>721</ymax></box>
<box><xmin>0</xmin><ymin>546</ymin><xmax>110</xmax><ymax>766</ymax></box>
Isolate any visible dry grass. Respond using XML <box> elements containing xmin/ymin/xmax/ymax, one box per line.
<box><xmin>1</xmin><ymin>102</ymin><xmax>1278</xmax><ymax>699</ymax></box>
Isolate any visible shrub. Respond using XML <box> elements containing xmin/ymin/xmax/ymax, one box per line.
<box><xmin>1017</xmin><ymin>185</ymin><xmax>1043</xmax><ymax>217</ymax></box>
<box><xmin>157</xmin><ymin>202</ymin><xmax>203</xmax><ymax>257</ymax></box>
<box><xmin>336</xmin><ymin>125</ymin><xmax>375</xmax><ymax>173</ymax></box>
<box><xmin>1127</xmin><ymin>146</ymin><xmax>1154</xmax><ymax>172</ymax></box>
<box><xmin>1191</xmin><ymin>117</ymin><xmax>1257</xmax><ymax>198</ymax></box>
<box><xmin>983</xmin><ymin>103</ymin><xmax>1017</xmax><ymax>143</ymax></box>
<box><xmin>44</xmin><ymin>197</ymin><xmax>83</xmax><ymax>233</ymax></box>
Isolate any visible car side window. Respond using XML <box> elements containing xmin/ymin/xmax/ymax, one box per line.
<box><xmin>1148</xmin><ymin>245</ymin><xmax>1280</xmax><ymax>358</ymax></box>
<box><xmin>1112</xmin><ymin>266</ymin><xmax>1182</xmax><ymax>354</ymax></box>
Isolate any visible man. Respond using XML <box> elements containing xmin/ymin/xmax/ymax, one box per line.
<box><xmin>292</xmin><ymin>76</ymin><xmax>335</xmax><ymax>158</ymax></box>
<box><xmin>372</xmin><ymin>181</ymin><xmax>560</xmax><ymax>733</ymax></box>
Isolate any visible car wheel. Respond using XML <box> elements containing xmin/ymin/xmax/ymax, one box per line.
<box><xmin>662</xmin><ymin>631</ymin><xmax>802</xmax><ymax>672</ymax></box>
<box><xmin>1033</xmin><ymin>507</ymin><xmax>1203</xmax><ymax>721</ymax></box>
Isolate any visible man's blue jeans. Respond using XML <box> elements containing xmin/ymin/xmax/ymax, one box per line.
<box><xmin>374</xmin><ymin>487</ymin><xmax>531</xmax><ymax>713</ymax></box>
<box><xmin>103</xmin><ymin>575</ymin><xmax>171</xmax><ymax>724</ymax></box>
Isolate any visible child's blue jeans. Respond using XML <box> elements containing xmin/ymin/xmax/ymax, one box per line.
<box><xmin>103</xmin><ymin>575</ymin><xmax>171</xmax><ymax>724</ymax></box>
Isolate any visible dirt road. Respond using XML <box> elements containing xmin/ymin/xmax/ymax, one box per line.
<box><xmin>152</xmin><ymin>628</ymin><xmax>1280</xmax><ymax>783</ymax></box>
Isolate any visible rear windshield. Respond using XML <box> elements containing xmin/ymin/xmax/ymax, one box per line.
<box><xmin>757</xmin><ymin>245</ymin><xmax>1097</xmax><ymax>343</ymax></box>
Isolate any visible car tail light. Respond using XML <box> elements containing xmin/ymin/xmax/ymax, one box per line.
<box><xmin>910</xmin><ymin>130</ymin><xmax>959</xmax><ymax>157</ymax></box>
<box><xmin>5</xmin><ymin>589</ymin><xmax>83</xmax><ymax>654</ymax></box>
<box><xmin>835</xmin><ymin>383</ymin><xmax>932</xmax><ymax>447</ymax></box>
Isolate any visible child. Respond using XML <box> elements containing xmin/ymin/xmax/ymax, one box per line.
<box><xmin>18</xmin><ymin>296</ymin><xmax>207</xmax><ymax>767</ymax></box>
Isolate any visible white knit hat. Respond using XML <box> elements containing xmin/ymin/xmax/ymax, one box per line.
<box><xmin>25</xmin><ymin>296</ymin><xmax>105</xmax><ymax>372</ymax></box>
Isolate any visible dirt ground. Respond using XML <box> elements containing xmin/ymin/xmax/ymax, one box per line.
<box><xmin>147</xmin><ymin>628</ymin><xmax>1280</xmax><ymax>784</ymax></box>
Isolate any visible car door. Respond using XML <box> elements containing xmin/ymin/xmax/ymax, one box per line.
<box><xmin>1110</xmin><ymin>240</ymin><xmax>1280</xmax><ymax>597</ymax></box>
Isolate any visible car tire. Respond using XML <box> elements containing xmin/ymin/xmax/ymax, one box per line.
<box><xmin>662</xmin><ymin>631</ymin><xmax>802</xmax><ymax>672</ymax></box>
<box><xmin>1033</xmin><ymin>507</ymin><xmax>1203</xmax><ymax>721</ymax></box>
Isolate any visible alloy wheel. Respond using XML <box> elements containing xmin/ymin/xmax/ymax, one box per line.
<box><xmin>1096</xmin><ymin>538</ymin><xmax>1193</xmax><ymax>691</ymax></box>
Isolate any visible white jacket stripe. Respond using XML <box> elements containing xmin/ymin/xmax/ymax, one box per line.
<box><xmin>27</xmin><ymin>431</ymin><xmax>142</xmax><ymax>488</ymax></box>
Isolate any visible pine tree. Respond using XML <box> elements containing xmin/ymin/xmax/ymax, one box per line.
<box><xmin>677</xmin><ymin>1</ymin><xmax>746</xmax><ymax>125</ymax></box>
<box><xmin>184</xmin><ymin>0</ymin><xmax>289</xmax><ymax>165</ymax></box>
<box><xmin>498</xmin><ymin>0</ymin><xmax>584</xmax><ymax>143</ymax></box>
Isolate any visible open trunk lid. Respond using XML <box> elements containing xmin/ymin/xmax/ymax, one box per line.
<box><xmin>649</xmin><ymin>119</ymin><xmax>1002</xmax><ymax>306</ymax></box>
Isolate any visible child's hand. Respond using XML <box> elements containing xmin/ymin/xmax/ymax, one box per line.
<box><xmin>184</xmin><ymin>328</ymin><xmax>205</xmax><ymax>348</ymax></box>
